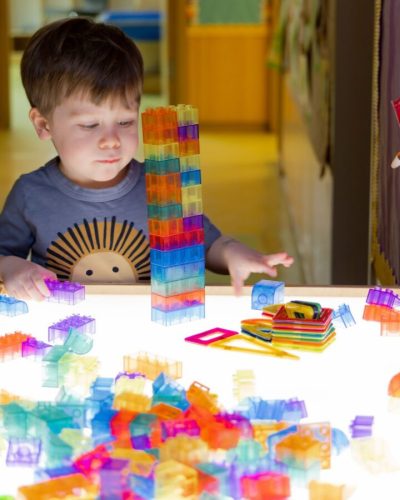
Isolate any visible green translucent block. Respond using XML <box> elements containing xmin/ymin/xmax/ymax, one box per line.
<box><xmin>145</xmin><ymin>157</ymin><xmax>180</xmax><ymax>174</ymax></box>
<box><xmin>64</xmin><ymin>327</ymin><xmax>93</xmax><ymax>355</ymax></box>
<box><xmin>2</xmin><ymin>403</ymin><xmax>30</xmax><ymax>438</ymax></box>
<box><xmin>147</xmin><ymin>203</ymin><xmax>183</xmax><ymax>220</ymax></box>
<box><xmin>43</xmin><ymin>431</ymin><xmax>73</xmax><ymax>468</ymax></box>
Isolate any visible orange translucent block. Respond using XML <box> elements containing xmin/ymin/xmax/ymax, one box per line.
<box><xmin>150</xmin><ymin>402</ymin><xmax>183</xmax><ymax>420</ymax></box>
<box><xmin>184</xmin><ymin>403</ymin><xmax>215</xmax><ymax>428</ymax></box>
<box><xmin>110</xmin><ymin>410</ymin><xmax>137</xmax><ymax>448</ymax></box>
<box><xmin>388</xmin><ymin>372</ymin><xmax>400</xmax><ymax>397</ymax></box>
<box><xmin>380</xmin><ymin>309</ymin><xmax>400</xmax><ymax>335</ymax></box>
<box><xmin>159</xmin><ymin>435</ymin><xmax>209</xmax><ymax>465</ymax></box>
<box><xmin>155</xmin><ymin>459</ymin><xmax>198</xmax><ymax>498</ymax></box>
<box><xmin>148</xmin><ymin>218</ymin><xmax>183</xmax><ymax>237</ymax></box>
<box><xmin>113</xmin><ymin>392</ymin><xmax>152</xmax><ymax>412</ymax></box>
<box><xmin>145</xmin><ymin>172</ymin><xmax>182</xmax><ymax>205</ymax></box>
<box><xmin>151</xmin><ymin>289</ymin><xmax>205</xmax><ymax>312</ymax></box>
<box><xmin>18</xmin><ymin>473</ymin><xmax>97</xmax><ymax>499</ymax></box>
<box><xmin>123</xmin><ymin>351</ymin><xmax>182</xmax><ymax>380</ymax></box>
<box><xmin>186</xmin><ymin>381</ymin><xmax>220</xmax><ymax>415</ymax></box>
<box><xmin>200</xmin><ymin>419</ymin><xmax>241</xmax><ymax>450</ymax></box>
<box><xmin>275</xmin><ymin>434</ymin><xmax>322</xmax><ymax>468</ymax></box>
<box><xmin>142</xmin><ymin>107</ymin><xmax>179</xmax><ymax>145</ymax></box>
<box><xmin>309</xmin><ymin>480</ymin><xmax>347</xmax><ymax>500</ymax></box>
<box><xmin>362</xmin><ymin>304</ymin><xmax>394</xmax><ymax>322</ymax></box>
<box><xmin>179</xmin><ymin>138</ymin><xmax>200</xmax><ymax>156</ymax></box>
<box><xmin>298</xmin><ymin>422</ymin><xmax>331</xmax><ymax>469</ymax></box>
<box><xmin>0</xmin><ymin>332</ymin><xmax>31</xmax><ymax>360</ymax></box>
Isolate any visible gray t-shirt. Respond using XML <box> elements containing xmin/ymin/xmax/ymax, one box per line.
<box><xmin>0</xmin><ymin>157</ymin><xmax>221</xmax><ymax>283</ymax></box>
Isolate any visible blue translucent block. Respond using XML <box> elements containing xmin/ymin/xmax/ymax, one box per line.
<box><xmin>0</xmin><ymin>295</ymin><xmax>28</xmax><ymax>316</ymax></box>
<box><xmin>151</xmin><ymin>275</ymin><xmax>205</xmax><ymax>296</ymax></box>
<box><xmin>151</xmin><ymin>259</ymin><xmax>205</xmax><ymax>282</ymax></box>
<box><xmin>130</xmin><ymin>474</ymin><xmax>155</xmax><ymax>499</ymax></box>
<box><xmin>145</xmin><ymin>157</ymin><xmax>180</xmax><ymax>174</ymax></box>
<box><xmin>147</xmin><ymin>203</ymin><xmax>183</xmax><ymax>220</ymax></box>
<box><xmin>151</xmin><ymin>304</ymin><xmax>205</xmax><ymax>326</ymax></box>
<box><xmin>91</xmin><ymin>408</ymin><xmax>118</xmax><ymax>444</ymax></box>
<box><xmin>181</xmin><ymin>169</ymin><xmax>201</xmax><ymax>187</ymax></box>
<box><xmin>150</xmin><ymin>245</ymin><xmax>204</xmax><ymax>267</ymax></box>
<box><xmin>332</xmin><ymin>303</ymin><xmax>356</xmax><ymax>328</ymax></box>
<box><xmin>332</xmin><ymin>427</ymin><xmax>350</xmax><ymax>454</ymax></box>
<box><xmin>90</xmin><ymin>377</ymin><xmax>114</xmax><ymax>401</ymax></box>
<box><xmin>152</xmin><ymin>374</ymin><xmax>189</xmax><ymax>410</ymax></box>
<box><xmin>251</xmin><ymin>280</ymin><xmax>285</xmax><ymax>310</ymax></box>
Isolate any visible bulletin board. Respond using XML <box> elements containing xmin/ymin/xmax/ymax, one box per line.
<box><xmin>372</xmin><ymin>0</ymin><xmax>400</xmax><ymax>284</ymax></box>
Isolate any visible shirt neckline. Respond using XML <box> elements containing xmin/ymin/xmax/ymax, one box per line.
<box><xmin>45</xmin><ymin>157</ymin><xmax>142</xmax><ymax>202</ymax></box>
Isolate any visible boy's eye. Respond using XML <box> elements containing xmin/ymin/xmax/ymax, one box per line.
<box><xmin>119</xmin><ymin>120</ymin><xmax>135</xmax><ymax>127</ymax></box>
<box><xmin>79</xmin><ymin>123</ymin><xmax>98</xmax><ymax>129</ymax></box>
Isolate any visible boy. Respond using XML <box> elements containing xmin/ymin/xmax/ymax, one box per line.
<box><xmin>0</xmin><ymin>17</ymin><xmax>293</xmax><ymax>301</ymax></box>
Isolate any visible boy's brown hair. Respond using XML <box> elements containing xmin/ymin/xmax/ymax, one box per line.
<box><xmin>21</xmin><ymin>17</ymin><xmax>143</xmax><ymax>115</ymax></box>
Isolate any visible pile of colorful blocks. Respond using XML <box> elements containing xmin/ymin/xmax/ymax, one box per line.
<box><xmin>142</xmin><ymin>105</ymin><xmax>205</xmax><ymax>326</ymax></box>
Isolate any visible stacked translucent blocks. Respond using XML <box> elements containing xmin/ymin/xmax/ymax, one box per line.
<box><xmin>142</xmin><ymin>105</ymin><xmax>205</xmax><ymax>325</ymax></box>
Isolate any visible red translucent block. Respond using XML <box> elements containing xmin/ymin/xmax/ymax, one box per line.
<box><xmin>149</xmin><ymin>228</ymin><xmax>205</xmax><ymax>251</ymax></box>
<box><xmin>111</xmin><ymin>410</ymin><xmax>138</xmax><ymax>448</ymax></box>
<box><xmin>148</xmin><ymin>218</ymin><xmax>183</xmax><ymax>237</ymax></box>
<box><xmin>200</xmin><ymin>418</ymin><xmax>241</xmax><ymax>450</ymax></box>
<box><xmin>240</xmin><ymin>471</ymin><xmax>291</xmax><ymax>500</ymax></box>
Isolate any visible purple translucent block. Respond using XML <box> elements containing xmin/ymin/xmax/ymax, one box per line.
<box><xmin>21</xmin><ymin>337</ymin><xmax>52</xmax><ymax>358</ymax></box>
<box><xmin>44</xmin><ymin>279</ymin><xmax>85</xmax><ymax>305</ymax></box>
<box><xmin>161</xmin><ymin>419</ymin><xmax>200</xmax><ymax>440</ymax></box>
<box><xmin>99</xmin><ymin>458</ymin><xmax>130</xmax><ymax>494</ymax></box>
<box><xmin>183</xmin><ymin>214</ymin><xmax>203</xmax><ymax>232</ymax></box>
<box><xmin>6</xmin><ymin>437</ymin><xmax>41</xmax><ymax>466</ymax></box>
<box><xmin>215</xmin><ymin>413</ymin><xmax>253</xmax><ymax>439</ymax></box>
<box><xmin>283</xmin><ymin>398</ymin><xmax>308</xmax><ymax>420</ymax></box>
<box><xmin>131</xmin><ymin>434</ymin><xmax>151</xmax><ymax>450</ymax></box>
<box><xmin>115</xmin><ymin>371</ymin><xmax>146</xmax><ymax>383</ymax></box>
<box><xmin>349</xmin><ymin>415</ymin><xmax>374</xmax><ymax>438</ymax></box>
<box><xmin>178</xmin><ymin>124</ymin><xmax>199</xmax><ymax>141</ymax></box>
<box><xmin>48</xmin><ymin>314</ymin><xmax>95</xmax><ymax>343</ymax></box>
<box><xmin>366</xmin><ymin>286</ymin><xmax>400</xmax><ymax>308</ymax></box>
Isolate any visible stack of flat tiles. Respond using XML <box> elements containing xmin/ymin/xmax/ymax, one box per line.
<box><xmin>142</xmin><ymin>105</ymin><xmax>205</xmax><ymax>326</ymax></box>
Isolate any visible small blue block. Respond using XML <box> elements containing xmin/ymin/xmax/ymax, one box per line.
<box><xmin>0</xmin><ymin>295</ymin><xmax>28</xmax><ymax>316</ymax></box>
<box><xmin>332</xmin><ymin>303</ymin><xmax>356</xmax><ymax>328</ymax></box>
<box><xmin>251</xmin><ymin>280</ymin><xmax>285</xmax><ymax>310</ymax></box>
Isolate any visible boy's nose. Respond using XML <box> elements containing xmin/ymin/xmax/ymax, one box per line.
<box><xmin>99</xmin><ymin>131</ymin><xmax>120</xmax><ymax>149</ymax></box>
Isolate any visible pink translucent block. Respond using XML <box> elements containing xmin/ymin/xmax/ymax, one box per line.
<box><xmin>21</xmin><ymin>337</ymin><xmax>52</xmax><ymax>359</ymax></box>
<box><xmin>45</xmin><ymin>279</ymin><xmax>85</xmax><ymax>305</ymax></box>
<box><xmin>240</xmin><ymin>471</ymin><xmax>291</xmax><ymax>499</ymax></box>
<box><xmin>185</xmin><ymin>327</ymin><xmax>238</xmax><ymax>346</ymax></box>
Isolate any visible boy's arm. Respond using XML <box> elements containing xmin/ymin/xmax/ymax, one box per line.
<box><xmin>206</xmin><ymin>235</ymin><xmax>294</xmax><ymax>295</ymax></box>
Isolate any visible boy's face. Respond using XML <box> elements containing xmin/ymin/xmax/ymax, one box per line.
<box><xmin>30</xmin><ymin>92</ymin><xmax>139</xmax><ymax>188</ymax></box>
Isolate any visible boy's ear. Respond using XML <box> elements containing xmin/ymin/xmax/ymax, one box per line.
<box><xmin>29</xmin><ymin>108</ymin><xmax>52</xmax><ymax>140</ymax></box>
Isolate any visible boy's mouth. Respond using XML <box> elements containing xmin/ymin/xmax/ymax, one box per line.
<box><xmin>97</xmin><ymin>158</ymin><xmax>120</xmax><ymax>164</ymax></box>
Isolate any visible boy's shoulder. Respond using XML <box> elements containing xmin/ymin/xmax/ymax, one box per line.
<box><xmin>15</xmin><ymin>157</ymin><xmax>58</xmax><ymax>188</ymax></box>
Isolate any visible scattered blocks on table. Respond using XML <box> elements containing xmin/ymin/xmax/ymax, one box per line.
<box><xmin>251</xmin><ymin>280</ymin><xmax>285</xmax><ymax>310</ymax></box>
<box><xmin>44</xmin><ymin>279</ymin><xmax>85</xmax><ymax>305</ymax></box>
<box><xmin>0</xmin><ymin>295</ymin><xmax>28</xmax><ymax>316</ymax></box>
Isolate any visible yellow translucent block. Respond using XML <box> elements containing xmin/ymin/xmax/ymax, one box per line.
<box><xmin>252</xmin><ymin>421</ymin><xmax>291</xmax><ymax>451</ymax></box>
<box><xmin>60</xmin><ymin>354</ymin><xmax>99</xmax><ymax>397</ymax></box>
<box><xmin>350</xmin><ymin>436</ymin><xmax>395</xmax><ymax>473</ymax></box>
<box><xmin>111</xmin><ymin>448</ymin><xmax>157</xmax><ymax>476</ymax></box>
<box><xmin>115</xmin><ymin>375</ymin><xmax>146</xmax><ymax>396</ymax></box>
<box><xmin>182</xmin><ymin>200</ymin><xmax>203</xmax><ymax>218</ymax></box>
<box><xmin>186</xmin><ymin>381</ymin><xmax>220</xmax><ymax>414</ymax></box>
<box><xmin>159</xmin><ymin>435</ymin><xmax>209</xmax><ymax>466</ymax></box>
<box><xmin>309</xmin><ymin>480</ymin><xmax>348</xmax><ymax>500</ymax></box>
<box><xmin>59</xmin><ymin>429</ymin><xmax>92</xmax><ymax>457</ymax></box>
<box><xmin>113</xmin><ymin>392</ymin><xmax>152</xmax><ymax>412</ymax></box>
<box><xmin>180</xmin><ymin>155</ymin><xmax>201</xmax><ymax>172</ymax></box>
<box><xmin>181</xmin><ymin>185</ymin><xmax>202</xmax><ymax>205</ymax></box>
<box><xmin>144</xmin><ymin>142</ymin><xmax>180</xmax><ymax>161</ymax></box>
<box><xmin>155</xmin><ymin>459</ymin><xmax>198</xmax><ymax>500</ymax></box>
<box><xmin>176</xmin><ymin>104</ymin><xmax>199</xmax><ymax>126</ymax></box>
<box><xmin>0</xmin><ymin>388</ymin><xmax>23</xmax><ymax>404</ymax></box>
<box><xmin>123</xmin><ymin>352</ymin><xmax>182</xmax><ymax>380</ymax></box>
<box><xmin>233</xmin><ymin>369</ymin><xmax>255</xmax><ymax>401</ymax></box>
<box><xmin>18</xmin><ymin>473</ymin><xmax>98</xmax><ymax>499</ymax></box>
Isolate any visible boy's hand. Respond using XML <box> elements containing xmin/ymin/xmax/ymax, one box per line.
<box><xmin>0</xmin><ymin>256</ymin><xmax>57</xmax><ymax>301</ymax></box>
<box><xmin>222</xmin><ymin>240</ymin><xmax>294</xmax><ymax>296</ymax></box>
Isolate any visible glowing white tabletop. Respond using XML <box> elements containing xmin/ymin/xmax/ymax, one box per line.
<box><xmin>1</xmin><ymin>285</ymin><xmax>400</xmax><ymax>499</ymax></box>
